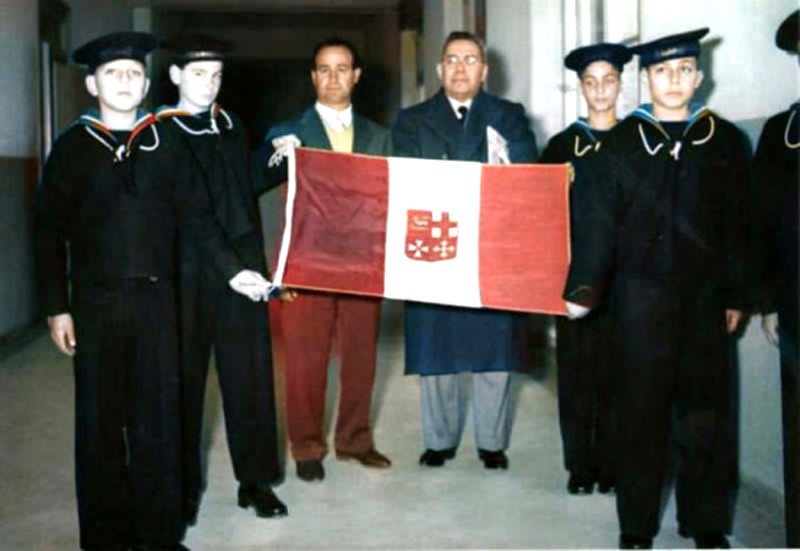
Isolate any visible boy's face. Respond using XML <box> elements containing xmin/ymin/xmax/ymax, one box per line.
<box><xmin>170</xmin><ymin>60</ymin><xmax>223</xmax><ymax>112</ymax></box>
<box><xmin>580</xmin><ymin>60</ymin><xmax>621</xmax><ymax>115</ymax></box>
<box><xmin>86</xmin><ymin>59</ymin><xmax>149</xmax><ymax>115</ymax></box>
<box><xmin>645</xmin><ymin>56</ymin><xmax>704</xmax><ymax>119</ymax></box>
<box><xmin>311</xmin><ymin>45</ymin><xmax>361</xmax><ymax>110</ymax></box>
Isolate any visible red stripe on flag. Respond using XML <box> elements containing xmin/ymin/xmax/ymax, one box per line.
<box><xmin>282</xmin><ymin>148</ymin><xmax>389</xmax><ymax>297</ymax></box>
<box><xmin>478</xmin><ymin>164</ymin><xmax>571</xmax><ymax>315</ymax></box>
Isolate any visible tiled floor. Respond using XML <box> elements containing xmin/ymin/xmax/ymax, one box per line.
<box><xmin>0</xmin><ymin>302</ymin><xmax>784</xmax><ymax>549</ymax></box>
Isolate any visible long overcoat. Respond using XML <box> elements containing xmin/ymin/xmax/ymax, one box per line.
<box><xmin>391</xmin><ymin>89</ymin><xmax>538</xmax><ymax>375</ymax></box>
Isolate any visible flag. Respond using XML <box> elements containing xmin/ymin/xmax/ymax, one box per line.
<box><xmin>272</xmin><ymin>147</ymin><xmax>571</xmax><ymax>315</ymax></box>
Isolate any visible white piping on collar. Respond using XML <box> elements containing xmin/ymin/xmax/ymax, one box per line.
<box><xmin>139</xmin><ymin>125</ymin><xmax>160</xmax><ymax>151</ymax></box>
<box><xmin>573</xmin><ymin>135</ymin><xmax>595</xmax><ymax>157</ymax></box>
<box><xmin>84</xmin><ymin>126</ymin><xmax>116</xmax><ymax>154</ymax></box>
<box><xmin>786</xmin><ymin>110</ymin><xmax>800</xmax><ymax>149</ymax></box>
<box><xmin>638</xmin><ymin>123</ymin><xmax>665</xmax><ymax>157</ymax></box>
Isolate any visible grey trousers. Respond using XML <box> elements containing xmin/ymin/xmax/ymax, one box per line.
<box><xmin>420</xmin><ymin>372</ymin><xmax>513</xmax><ymax>451</ymax></box>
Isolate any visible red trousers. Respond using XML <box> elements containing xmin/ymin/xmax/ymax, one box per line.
<box><xmin>279</xmin><ymin>291</ymin><xmax>381</xmax><ymax>461</ymax></box>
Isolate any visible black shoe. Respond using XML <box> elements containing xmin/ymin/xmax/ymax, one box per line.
<box><xmin>419</xmin><ymin>448</ymin><xmax>456</xmax><ymax>467</ymax></box>
<box><xmin>694</xmin><ymin>534</ymin><xmax>730</xmax><ymax>549</ymax></box>
<box><xmin>131</xmin><ymin>545</ymin><xmax>190</xmax><ymax>551</ymax></box>
<box><xmin>567</xmin><ymin>472</ymin><xmax>594</xmax><ymax>495</ymax></box>
<box><xmin>478</xmin><ymin>449</ymin><xmax>508</xmax><ymax>469</ymax></box>
<box><xmin>183</xmin><ymin>496</ymin><xmax>200</xmax><ymax>526</ymax></box>
<box><xmin>597</xmin><ymin>477</ymin><xmax>615</xmax><ymax>494</ymax></box>
<box><xmin>296</xmin><ymin>459</ymin><xmax>325</xmax><ymax>481</ymax></box>
<box><xmin>619</xmin><ymin>534</ymin><xmax>653</xmax><ymax>549</ymax></box>
<box><xmin>237</xmin><ymin>483</ymin><xmax>289</xmax><ymax>518</ymax></box>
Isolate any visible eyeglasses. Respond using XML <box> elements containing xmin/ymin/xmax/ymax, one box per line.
<box><xmin>441</xmin><ymin>54</ymin><xmax>482</xmax><ymax>67</ymax></box>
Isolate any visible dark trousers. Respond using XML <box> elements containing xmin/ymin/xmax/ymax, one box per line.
<box><xmin>779</xmin><ymin>308</ymin><xmax>799</xmax><ymax>548</ymax></box>
<box><xmin>614</xmin><ymin>281</ymin><xmax>731</xmax><ymax>539</ymax></box>
<box><xmin>555</xmin><ymin>308</ymin><xmax>614</xmax><ymax>481</ymax></box>
<box><xmin>278</xmin><ymin>292</ymin><xmax>381</xmax><ymax>461</ymax></box>
<box><xmin>179</xmin><ymin>273</ymin><xmax>281</xmax><ymax>502</ymax></box>
<box><xmin>72</xmin><ymin>279</ymin><xmax>183</xmax><ymax>550</ymax></box>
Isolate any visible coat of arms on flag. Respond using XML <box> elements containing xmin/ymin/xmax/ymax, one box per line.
<box><xmin>405</xmin><ymin>210</ymin><xmax>458</xmax><ymax>262</ymax></box>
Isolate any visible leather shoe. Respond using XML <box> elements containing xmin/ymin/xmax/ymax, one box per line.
<box><xmin>296</xmin><ymin>459</ymin><xmax>325</xmax><ymax>481</ymax></box>
<box><xmin>694</xmin><ymin>534</ymin><xmax>730</xmax><ymax>549</ymax></box>
<box><xmin>336</xmin><ymin>448</ymin><xmax>392</xmax><ymax>468</ymax></box>
<box><xmin>237</xmin><ymin>483</ymin><xmax>288</xmax><ymax>518</ymax></box>
<box><xmin>597</xmin><ymin>477</ymin><xmax>615</xmax><ymax>494</ymax></box>
<box><xmin>619</xmin><ymin>534</ymin><xmax>652</xmax><ymax>549</ymax></box>
<box><xmin>478</xmin><ymin>449</ymin><xmax>508</xmax><ymax>469</ymax></box>
<box><xmin>567</xmin><ymin>472</ymin><xmax>594</xmax><ymax>495</ymax></box>
<box><xmin>131</xmin><ymin>545</ymin><xmax>190</xmax><ymax>551</ymax></box>
<box><xmin>183</xmin><ymin>496</ymin><xmax>200</xmax><ymax>526</ymax></box>
<box><xmin>419</xmin><ymin>448</ymin><xmax>456</xmax><ymax>466</ymax></box>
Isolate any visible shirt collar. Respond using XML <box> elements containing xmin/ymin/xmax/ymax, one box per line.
<box><xmin>445</xmin><ymin>96</ymin><xmax>473</xmax><ymax>118</ymax></box>
<box><xmin>315</xmin><ymin>101</ymin><xmax>353</xmax><ymax>133</ymax></box>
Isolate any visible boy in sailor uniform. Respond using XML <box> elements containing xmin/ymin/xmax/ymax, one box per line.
<box><xmin>157</xmin><ymin>35</ymin><xmax>288</xmax><ymax>525</ymax></box>
<box><xmin>753</xmin><ymin>9</ymin><xmax>799</xmax><ymax>547</ymax></box>
<box><xmin>539</xmin><ymin>42</ymin><xmax>631</xmax><ymax>497</ymax></box>
<box><xmin>36</xmin><ymin>31</ymin><xmax>258</xmax><ymax>550</ymax></box>
<box><xmin>563</xmin><ymin>29</ymin><xmax>751</xmax><ymax>549</ymax></box>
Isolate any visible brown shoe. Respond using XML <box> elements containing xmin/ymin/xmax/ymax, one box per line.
<box><xmin>336</xmin><ymin>448</ymin><xmax>392</xmax><ymax>468</ymax></box>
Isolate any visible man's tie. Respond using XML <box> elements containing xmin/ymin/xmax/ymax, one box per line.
<box><xmin>457</xmin><ymin>105</ymin><xmax>468</xmax><ymax>125</ymax></box>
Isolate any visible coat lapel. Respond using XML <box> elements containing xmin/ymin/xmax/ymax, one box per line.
<box><xmin>298</xmin><ymin>108</ymin><xmax>332</xmax><ymax>150</ymax></box>
<box><xmin>352</xmin><ymin>114</ymin><xmax>374</xmax><ymax>154</ymax></box>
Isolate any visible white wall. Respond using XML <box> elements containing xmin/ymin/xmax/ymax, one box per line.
<box><xmin>486</xmin><ymin>0</ymin><xmax>563</xmax><ymax>148</ymax></box>
<box><xmin>0</xmin><ymin>0</ymin><xmax>40</xmax><ymax>336</ymax></box>
<box><xmin>0</xmin><ymin>1</ymin><xmax>39</xmax><ymax>158</ymax></box>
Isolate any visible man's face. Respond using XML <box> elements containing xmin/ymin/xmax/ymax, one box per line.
<box><xmin>580</xmin><ymin>61</ymin><xmax>621</xmax><ymax>115</ymax></box>
<box><xmin>645</xmin><ymin>56</ymin><xmax>703</xmax><ymax>119</ymax></box>
<box><xmin>171</xmin><ymin>60</ymin><xmax>223</xmax><ymax>113</ymax></box>
<box><xmin>86</xmin><ymin>59</ymin><xmax>149</xmax><ymax>115</ymax></box>
<box><xmin>311</xmin><ymin>45</ymin><xmax>361</xmax><ymax>110</ymax></box>
<box><xmin>438</xmin><ymin>39</ymin><xmax>488</xmax><ymax>102</ymax></box>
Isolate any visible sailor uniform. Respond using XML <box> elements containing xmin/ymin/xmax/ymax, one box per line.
<box><xmin>754</xmin><ymin>100</ymin><xmax>799</xmax><ymax>547</ymax></box>
<box><xmin>540</xmin><ymin>120</ymin><xmax>615</xmax><ymax>488</ymax></box>
<box><xmin>157</xmin><ymin>104</ymin><xmax>283</xmax><ymax>506</ymax></box>
<box><xmin>564</xmin><ymin>103</ymin><xmax>751</xmax><ymax>539</ymax></box>
<box><xmin>36</xmin><ymin>109</ymin><xmax>228</xmax><ymax>549</ymax></box>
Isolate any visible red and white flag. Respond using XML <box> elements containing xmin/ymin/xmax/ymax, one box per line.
<box><xmin>273</xmin><ymin>147</ymin><xmax>571</xmax><ymax>315</ymax></box>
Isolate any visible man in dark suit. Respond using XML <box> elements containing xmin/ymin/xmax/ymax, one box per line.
<box><xmin>391</xmin><ymin>31</ymin><xmax>537</xmax><ymax>470</ymax></box>
<box><xmin>754</xmin><ymin>10</ymin><xmax>799</xmax><ymax>547</ymax></box>
<box><xmin>157</xmin><ymin>35</ymin><xmax>287</xmax><ymax>524</ymax></box>
<box><xmin>263</xmin><ymin>37</ymin><xmax>392</xmax><ymax>482</ymax></box>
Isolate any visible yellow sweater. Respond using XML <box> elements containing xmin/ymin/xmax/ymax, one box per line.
<box><xmin>322</xmin><ymin>120</ymin><xmax>354</xmax><ymax>153</ymax></box>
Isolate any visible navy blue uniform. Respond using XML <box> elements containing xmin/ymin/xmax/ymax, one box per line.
<box><xmin>36</xmin><ymin>111</ymin><xmax>230</xmax><ymax>549</ymax></box>
<box><xmin>565</xmin><ymin>105</ymin><xmax>751</xmax><ymax>539</ymax></box>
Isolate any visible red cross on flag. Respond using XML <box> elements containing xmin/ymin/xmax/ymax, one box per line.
<box><xmin>405</xmin><ymin>210</ymin><xmax>458</xmax><ymax>262</ymax></box>
<box><xmin>272</xmin><ymin>147</ymin><xmax>571</xmax><ymax>315</ymax></box>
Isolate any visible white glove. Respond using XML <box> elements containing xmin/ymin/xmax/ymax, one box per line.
<box><xmin>761</xmin><ymin>313</ymin><xmax>779</xmax><ymax>346</ymax></box>
<box><xmin>229</xmin><ymin>270</ymin><xmax>271</xmax><ymax>302</ymax></box>
<box><xmin>565</xmin><ymin>301</ymin><xmax>591</xmax><ymax>320</ymax></box>
<box><xmin>268</xmin><ymin>134</ymin><xmax>301</xmax><ymax>168</ymax></box>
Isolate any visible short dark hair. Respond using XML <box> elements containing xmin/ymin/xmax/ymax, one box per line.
<box><xmin>311</xmin><ymin>37</ymin><xmax>361</xmax><ymax>70</ymax></box>
<box><xmin>441</xmin><ymin>31</ymin><xmax>486</xmax><ymax>61</ymax></box>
